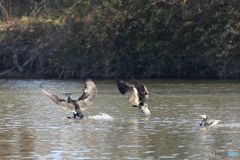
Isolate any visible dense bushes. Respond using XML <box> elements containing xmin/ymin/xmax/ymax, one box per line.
<box><xmin>0</xmin><ymin>0</ymin><xmax>239</xmax><ymax>78</ymax></box>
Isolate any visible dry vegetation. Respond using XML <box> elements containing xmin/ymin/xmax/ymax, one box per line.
<box><xmin>0</xmin><ymin>0</ymin><xmax>240</xmax><ymax>78</ymax></box>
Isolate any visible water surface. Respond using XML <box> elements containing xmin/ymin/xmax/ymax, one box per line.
<box><xmin>0</xmin><ymin>79</ymin><xmax>239</xmax><ymax>159</ymax></box>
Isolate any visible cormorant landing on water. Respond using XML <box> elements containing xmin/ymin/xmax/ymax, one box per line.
<box><xmin>40</xmin><ymin>78</ymin><xmax>97</xmax><ymax>119</ymax></box>
<box><xmin>199</xmin><ymin>115</ymin><xmax>221</xmax><ymax>127</ymax></box>
<box><xmin>116</xmin><ymin>76</ymin><xmax>150</xmax><ymax>116</ymax></box>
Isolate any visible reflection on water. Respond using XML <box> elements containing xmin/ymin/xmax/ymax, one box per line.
<box><xmin>0</xmin><ymin>79</ymin><xmax>240</xmax><ymax>159</ymax></box>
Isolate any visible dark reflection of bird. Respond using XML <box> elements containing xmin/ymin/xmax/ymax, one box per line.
<box><xmin>116</xmin><ymin>76</ymin><xmax>150</xmax><ymax>116</ymax></box>
<box><xmin>199</xmin><ymin>115</ymin><xmax>221</xmax><ymax>127</ymax></box>
<box><xmin>40</xmin><ymin>78</ymin><xmax>97</xmax><ymax>119</ymax></box>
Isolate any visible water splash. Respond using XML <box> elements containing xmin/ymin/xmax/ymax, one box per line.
<box><xmin>88</xmin><ymin>113</ymin><xmax>114</xmax><ymax>120</ymax></box>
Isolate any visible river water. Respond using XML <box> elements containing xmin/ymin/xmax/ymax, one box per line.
<box><xmin>0</xmin><ymin>79</ymin><xmax>239</xmax><ymax>159</ymax></box>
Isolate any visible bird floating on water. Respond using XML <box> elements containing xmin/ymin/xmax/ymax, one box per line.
<box><xmin>116</xmin><ymin>76</ymin><xmax>150</xmax><ymax>116</ymax></box>
<box><xmin>40</xmin><ymin>78</ymin><xmax>97</xmax><ymax>119</ymax></box>
<box><xmin>199</xmin><ymin>115</ymin><xmax>221</xmax><ymax>127</ymax></box>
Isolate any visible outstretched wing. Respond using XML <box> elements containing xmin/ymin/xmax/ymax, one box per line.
<box><xmin>116</xmin><ymin>78</ymin><xmax>131</xmax><ymax>95</ymax></box>
<box><xmin>77</xmin><ymin>78</ymin><xmax>97</xmax><ymax>110</ymax></box>
<box><xmin>131</xmin><ymin>76</ymin><xmax>149</xmax><ymax>100</ymax></box>
<box><xmin>207</xmin><ymin>120</ymin><xmax>221</xmax><ymax>126</ymax></box>
<box><xmin>40</xmin><ymin>85</ymin><xmax>75</xmax><ymax>112</ymax></box>
<box><xmin>116</xmin><ymin>78</ymin><xmax>139</xmax><ymax>106</ymax></box>
<box><xmin>124</xmin><ymin>86</ymin><xmax>140</xmax><ymax>106</ymax></box>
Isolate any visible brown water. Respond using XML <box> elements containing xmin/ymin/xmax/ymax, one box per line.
<box><xmin>0</xmin><ymin>79</ymin><xmax>239</xmax><ymax>159</ymax></box>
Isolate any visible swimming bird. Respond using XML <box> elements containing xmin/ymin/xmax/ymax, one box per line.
<box><xmin>199</xmin><ymin>115</ymin><xmax>221</xmax><ymax>127</ymax></box>
<box><xmin>40</xmin><ymin>78</ymin><xmax>97</xmax><ymax>119</ymax></box>
<box><xmin>116</xmin><ymin>76</ymin><xmax>150</xmax><ymax>116</ymax></box>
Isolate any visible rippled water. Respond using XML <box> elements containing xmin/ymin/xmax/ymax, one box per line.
<box><xmin>0</xmin><ymin>79</ymin><xmax>240</xmax><ymax>159</ymax></box>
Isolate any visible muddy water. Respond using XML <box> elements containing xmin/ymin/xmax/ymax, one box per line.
<box><xmin>0</xmin><ymin>79</ymin><xmax>239</xmax><ymax>159</ymax></box>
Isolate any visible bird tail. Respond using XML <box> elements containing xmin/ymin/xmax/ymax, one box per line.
<box><xmin>139</xmin><ymin>104</ymin><xmax>151</xmax><ymax>117</ymax></box>
<box><xmin>75</xmin><ymin>108</ymin><xmax>84</xmax><ymax>119</ymax></box>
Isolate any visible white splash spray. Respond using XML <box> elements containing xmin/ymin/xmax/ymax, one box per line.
<box><xmin>88</xmin><ymin>113</ymin><xmax>114</xmax><ymax>120</ymax></box>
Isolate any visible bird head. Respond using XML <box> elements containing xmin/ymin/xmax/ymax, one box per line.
<box><xmin>63</xmin><ymin>93</ymin><xmax>71</xmax><ymax>98</ymax></box>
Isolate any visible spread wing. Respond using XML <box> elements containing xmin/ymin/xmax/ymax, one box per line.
<box><xmin>124</xmin><ymin>86</ymin><xmax>140</xmax><ymax>106</ymax></box>
<box><xmin>131</xmin><ymin>76</ymin><xmax>149</xmax><ymax>100</ymax></box>
<box><xmin>207</xmin><ymin>120</ymin><xmax>221</xmax><ymax>126</ymax></box>
<box><xmin>116</xmin><ymin>78</ymin><xmax>131</xmax><ymax>95</ymax></box>
<box><xmin>40</xmin><ymin>85</ymin><xmax>75</xmax><ymax>112</ymax></box>
<box><xmin>116</xmin><ymin>78</ymin><xmax>139</xmax><ymax>106</ymax></box>
<box><xmin>77</xmin><ymin>78</ymin><xmax>97</xmax><ymax>110</ymax></box>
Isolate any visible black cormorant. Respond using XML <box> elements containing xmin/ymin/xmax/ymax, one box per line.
<box><xmin>40</xmin><ymin>78</ymin><xmax>97</xmax><ymax>119</ymax></box>
<box><xmin>199</xmin><ymin>115</ymin><xmax>221</xmax><ymax>127</ymax></box>
<box><xmin>116</xmin><ymin>76</ymin><xmax>150</xmax><ymax>116</ymax></box>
